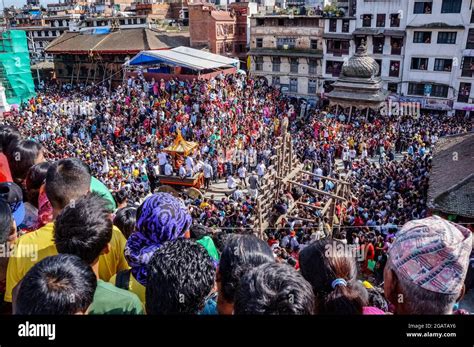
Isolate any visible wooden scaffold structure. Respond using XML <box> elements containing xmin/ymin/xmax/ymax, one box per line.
<box><xmin>254</xmin><ymin>125</ymin><xmax>350</xmax><ymax>240</ymax></box>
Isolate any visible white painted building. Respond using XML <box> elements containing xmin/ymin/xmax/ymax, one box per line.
<box><xmin>401</xmin><ymin>0</ymin><xmax>471</xmax><ymax>114</ymax></box>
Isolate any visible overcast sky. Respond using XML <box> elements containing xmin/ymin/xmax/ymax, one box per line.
<box><xmin>1</xmin><ymin>0</ymin><xmax>57</xmax><ymax>10</ymax></box>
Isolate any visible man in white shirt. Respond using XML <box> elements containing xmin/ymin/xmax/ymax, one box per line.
<box><xmin>203</xmin><ymin>161</ymin><xmax>213</xmax><ymax>189</ymax></box>
<box><xmin>178</xmin><ymin>165</ymin><xmax>186</xmax><ymax>179</ymax></box>
<box><xmin>227</xmin><ymin>174</ymin><xmax>237</xmax><ymax>190</ymax></box>
<box><xmin>256</xmin><ymin>161</ymin><xmax>266</xmax><ymax>184</ymax></box>
<box><xmin>164</xmin><ymin>162</ymin><xmax>173</xmax><ymax>176</ymax></box>
<box><xmin>157</xmin><ymin>151</ymin><xmax>168</xmax><ymax>175</ymax></box>
<box><xmin>237</xmin><ymin>165</ymin><xmax>247</xmax><ymax>187</ymax></box>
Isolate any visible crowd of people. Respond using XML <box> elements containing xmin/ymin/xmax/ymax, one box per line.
<box><xmin>0</xmin><ymin>72</ymin><xmax>472</xmax><ymax>315</ymax></box>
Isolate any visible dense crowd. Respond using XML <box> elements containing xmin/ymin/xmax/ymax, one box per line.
<box><xmin>0</xmin><ymin>73</ymin><xmax>472</xmax><ymax>315</ymax></box>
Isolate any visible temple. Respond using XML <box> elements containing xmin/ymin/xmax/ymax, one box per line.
<box><xmin>327</xmin><ymin>40</ymin><xmax>388</xmax><ymax>115</ymax></box>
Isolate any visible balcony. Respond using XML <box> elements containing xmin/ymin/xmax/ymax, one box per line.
<box><xmin>249</xmin><ymin>47</ymin><xmax>323</xmax><ymax>59</ymax></box>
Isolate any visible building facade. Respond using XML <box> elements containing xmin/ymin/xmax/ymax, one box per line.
<box><xmin>401</xmin><ymin>0</ymin><xmax>470</xmax><ymax>114</ymax></box>
<box><xmin>248</xmin><ymin>12</ymin><xmax>324</xmax><ymax>101</ymax></box>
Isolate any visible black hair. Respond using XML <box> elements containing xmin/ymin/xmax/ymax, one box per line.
<box><xmin>54</xmin><ymin>193</ymin><xmax>113</xmax><ymax>265</ymax></box>
<box><xmin>218</xmin><ymin>234</ymin><xmax>275</xmax><ymax>303</ymax></box>
<box><xmin>113</xmin><ymin>206</ymin><xmax>137</xmax><ymax>239</ymax></box>
<box><xmin>6</xmin><ymin>140</ymin><xmax>44</xmax><ymax>183</ymax></box>
<box><xmin>15</xmin><ymin>254</ymin><xmax>97</xmax><ymax>315</ymax></box>
<box><xmin>146</xmin><ymin>239</ymin><xmax>215</xmax><ymax>314</ymax></box>
<box><xmin>0</xmin><ymin>199</ymin><xmax>13</xmax><ymax>244</ymax></box>
<box><xmin>25</xmin><ymin>162</ymin><xmax>51</xmax><ymax>207</ymax></box>
<box><xmin>299</xmin><ymin>239</ymin><xmax>367</xmax><ymax>314</ymax></box>
<box><xmin>234</xmin><ymin>262</ymin><xmax>315</xmax><ymax>315</ymax></box>
<box><xmin>113</xmin><ymin>189</ymin><xmax>128</xmax><ymax>206</ymax></box>
<box><xmin>45</xmin><ymin>158</ymin><xmax>91</xmax><ymax>210</ymax></box>
<box><xmin>0</xmin><ymin>125</ymin><xmax>21</xmax><ymax>153</ymax></box>
<box><xmin>189</xmin><ymin>224</ymin><xmax>209</xmax><ymax>240</ymax></box>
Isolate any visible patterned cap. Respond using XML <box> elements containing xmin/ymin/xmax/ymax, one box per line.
<box><xmin>388</xmin><ymin>216</ymin><xmax>472</xmax><ymax>295</ymax></box>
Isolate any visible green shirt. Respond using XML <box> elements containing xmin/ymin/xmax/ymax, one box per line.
<box><xmin>89</xmin><ymin>279</ymin><xmax>144</xmax><ymax>315</ymax></box>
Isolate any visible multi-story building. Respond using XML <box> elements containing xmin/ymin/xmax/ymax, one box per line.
<box><xmin>348</xmin><ymin>0</ymin><xmax>407</xmax><ymax>94</ymax></box>
<box><xmin>248</xmin><ymin>11</ymin><xmax>324</xmax><ymax>101</ymax></box>
<box><xmin>189</xmin><ymin>2</ymin><xmax>256</xmax><ymax>68</ymax></box>
<box><xmin>451</xmin><ymin>3</ymin><xmax>474</xmax><ymax>117</ymax></box>
<box><xmin>401</xmin><ymin>0</ymin><xmax>470</xmax><ymax>114</ymax></box>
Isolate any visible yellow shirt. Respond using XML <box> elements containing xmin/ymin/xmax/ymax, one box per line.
<box><xmin>109</xmin><ymin>272</ymin><xmax>146</xmax><ymax>305</ymax></box>
<box><xmin>4</xmin><ymin>223</ymin><xmax>129</xmax><ymax>302</ymax></box>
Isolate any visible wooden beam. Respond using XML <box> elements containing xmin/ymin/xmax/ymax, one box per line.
<box><xmin>276</xmin><ymin>178</ymin><xmax>347</xmax><ymax>201</ymax></box>
<box><xmin>296</xmin><ymin>201</ymin><xmax>324</xmax><ymax>210</ymax></box>
<box><xmin>287</xmin><ymin>214</ymin><xmax>319</xmax><ymax>223</ymax></box>
<box><xmin>300</xmin><ymin>170</ymin><xmax>350</xmax><ymax>185</ymax></box>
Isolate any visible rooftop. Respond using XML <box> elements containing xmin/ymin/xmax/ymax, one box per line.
<box><xmin>427</xmin><ymin>132</ymin><xmax>474</xmax><ymax>218</ymax></box>
<box><xmin>45</xmin><ymin>28</ymin><xmax>189</xmax><ymax>54</ymax></box>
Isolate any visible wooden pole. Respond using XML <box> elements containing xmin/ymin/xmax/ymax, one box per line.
<box><xmin>300</xmin><ymin>170</ymin><xmax>350</xmax><ymax>185</ymax></box>
<box><xmin>276</xmin><ymin>178</ymin><xmax>347</xmax><ymax>201</ymax></box>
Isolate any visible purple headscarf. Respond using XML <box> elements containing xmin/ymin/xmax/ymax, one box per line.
<box><xmin>124</xmin><ymin>193</ymin><xmax>192</xmax><ymax>286</ymax></box>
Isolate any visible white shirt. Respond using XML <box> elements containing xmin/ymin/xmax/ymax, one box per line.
<box><xmin>227</xmin><ymin>176</ymin><xmax>237</xmax><ymax>189</ymax></box>
<box><xmin>203</xmin><ymin>163</ymin><xmax>213</xmax><ymax>178</ymax></box>
<box><xmin>257</xmin><ymin>163</ymin><xmax>266</xmax><ymax>176</ymax></box>
<box><xmin>238</xmin><ymin>166</ymin><xmax>247</xmax><ymax>178</ymax></box>
<box><xmin>158</xmin><ymin>152</ymin><xmax>168</xmax><ymax>165</ymax></box>
<box><xmin>164</xmin><ymin>163</ymin><xmax>173</xmax><ymax>176</ymax></box>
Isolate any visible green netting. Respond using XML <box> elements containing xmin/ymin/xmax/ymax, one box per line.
<box><xmin>0</xmin><ymin>30</ymin><xmax>36</xmax><ymax>105</ymax></box>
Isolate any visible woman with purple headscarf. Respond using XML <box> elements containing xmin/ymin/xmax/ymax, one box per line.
<box><xmin>109</xmin><ymin>192</ymin><xmax>192</xmax><ymax>304</ymax></box>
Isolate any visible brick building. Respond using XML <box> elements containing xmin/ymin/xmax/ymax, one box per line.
<box><xmin>189</xmin><ymin>2</ymin><xmax>255</xmax><ymax>68</ymax></box>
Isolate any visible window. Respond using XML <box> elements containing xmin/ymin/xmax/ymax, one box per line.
<box><xmin>390</xmin><ymin>13</ymin><xmax>400</xmax><ymax>27</ymax></box>
<box><xmin>408</xmin><ymin>83</ymin><xmax>425</xmax><ymax>96</ymax></box>
<box><xmin>388</xmin><ymin>83</ymin><xmax>398</xmax><ymax>93</ymax></box>
<box><xmin>309</xmin><ymin>59</ymin><xmax>318</xmax><ymax>74</ymax></box>
<box><xmin>413</xmin><ymin>1</ymin><xmax>432</xmax><ymax>14</ymax></box>
<box><xmin>461</xmin><ymin>56</ymin><xmax>474</xmax><ymax>77</ymax></box>
<box><xmin>389</xmin><ymin>60</ymin><xmax>400</xmax><ymax>77</ymax></box>
<box><xmin>342</xmin><ymin>19</ymin><xmax>350</xmax><ymax>32</ymax></box>
<box><xmin>458</xmin><ymin>83</ymin><xmax>471</xmax><ymax>103</ymax></box>
<box><xmin>310</xmin><ymin>39</ymin><xmax>318</xmax><ymax>49</ymax></box>
<box><xmin>256</xmin><ymin>18</ymin><xmax>264</xmax><ymax>26</ymax></box>
<box><xmin>362</xmin><ymin>14</ymin><xmax>372</xmax><ymax>27</ymax></box>
<box><xmin>466</xmin><ymin>29</ymin><xmax>474</xmax><ymax>49</ymax></box>
<box><xmin>441</xmin><ymin>0</ymin><xmax>462</xmax><ymax>13</ymax></box>
<box><xmin>391</xmin><ymin>37</ymin><xmax>403</xmax><ymax>54</ymax></box>
<box><xmin>327</xmin><ymin>40</ymin><xmax>350</xmax><ymax>55</ymax></box>
<box><xmin>413</xmin><ymin>31</ymin><xmax>431</xmax><ymax>43</ymax></box>
<box><xmin>375</xmin><ymin>59</ymin><xmax>382</xmax><ymax>76</ymax></box>
<box><xmin>255</xmin><ymin>56</ymin><xmax>263</xmax><ymax>71</ymax></box>
<box><xmin>329</xmin><ymin>19</ymin><xmax>337</xmax><ymax>32</ymax></box>
<box><xmin>376</xmin><ymin>14</ymin><xmax>386</xmax><ymax>27</ymax></box>
<box><xmin>411</xmin><ymin>57</ymin><xmax>429</xmax><ymax>70</ymax></box>
<box><xmin>290</xmin><ymin>58</ymin><xmax>299</xmax><ymax>73</ymax></box>
<box><xmin>308</xmin><ymin>79</ymin><xmax>317</xmax><ymax>94</ymax></box>
<box><xmin>277</xmin><ymin>37</ymin><xmax>296</xmax><ymax>49</ymax></box>
<box><xmin>272</xmin><ymin>76</ymin><xmax>280</xmax><ymax>87</ymax></box>
<box><xmin>431</xmin><ymin>85</ymin><xmax>449</xmax><ymax>98</ymax></box>
<box><xmin>256</xmin><ymin>38</ymin><xmax>263</xmax><ymax>48</ymax></box>
<box><xmin>326</xmin><ymin>61</ymin><xmax>342</xmax><ymax>77</ymax></box>
<box><xmin>373</xmin><ymin>36</ymin><xmax>384</xmax><ymax>54</ymax></box>
<box><xmin>437</xmin><ymin>32</ymin><xmax>457</xmax><ymax>44</ymax></box>
<box><xmin>272</xmin><ymin>57</ymin><xmax>281</xmax><ymax>72</ymax></box>
<box><xmin>434</xmin><ymin>58</ymin><xmax>453</xmax><ymax>71</ymax></box>
<box><xmin>289</xmin><ymin>78</ymin><xmax>298</xmax><ymax>93</ymax></box>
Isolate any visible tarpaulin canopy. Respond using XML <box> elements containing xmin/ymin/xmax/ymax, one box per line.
<box><xmin>164</xmin><ymin>130</ymin><xmax>198</xmax><ymax>156</ymax></box>
<box><xmin>126</xmin><ymin>46</ymin><xmax>239</xmax><ymax>71</ymax></box>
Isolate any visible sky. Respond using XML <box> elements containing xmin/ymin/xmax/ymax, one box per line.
<box><xmin>1</xmin><ymin>0</ymin><xmax>57</xmax><ymax>10</ymax></box>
